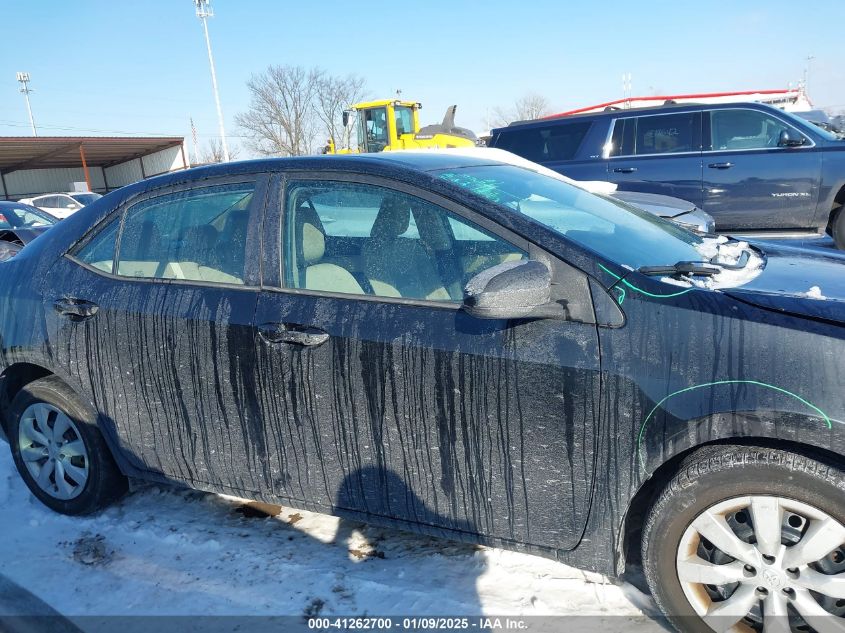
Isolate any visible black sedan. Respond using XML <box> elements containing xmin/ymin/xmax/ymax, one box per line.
<box><xmin>0</xmin><ymin>152</ymin><xmax>844</xmax><ymax>632</ymax></box>
<box><xmin>0</xmin><ymin>201</ymin><xmax>57</xmax><ymax>261</ymax></box>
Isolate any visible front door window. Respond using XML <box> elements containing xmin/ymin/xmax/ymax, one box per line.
<box><xmin>283</xmin><ymin>180</ymin><xmax>527</xmax><ymax>301</ymax></box>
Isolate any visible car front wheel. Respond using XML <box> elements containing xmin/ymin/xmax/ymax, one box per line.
<box><xmin>830</xmin><ymin>205</ymin><xmax>845</xmax><ymax>250</ymax></box>
<box><xmin>642</xmin><ymin>446</ymin><xmax>845</xmax><ymax>633</ymax></box>
<box><xmin>8</xmin><ymin>375</ymin><xmax>127</xmax><ymax>515</ymax></box>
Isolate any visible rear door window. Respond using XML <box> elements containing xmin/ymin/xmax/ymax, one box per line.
<box><xmin>633</xmin><ymin>112</ymin><xmax>698</xmax><ymax>155</ymax></box>
<box><xmin>495</xmin><ymin>121</ymin><xmax>592</xmax><ymax>162</ymax></box>
<box><xmin>115</xmin><ymin>184</ymin><xmax>256</xmax><ymax>284</ymax></box>
<box><xmin>76</xmin><ymin>182</ymin><xmax>258</xmax><ymax>284</ymax></box>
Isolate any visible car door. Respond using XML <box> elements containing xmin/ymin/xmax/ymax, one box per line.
<box><xmin>43</xmin><ymin>175</ymin><xmax>275</xmax><ymax>495</ymax></box>
<box><xmin>701</xmin><ymin>107</ymin><xmax>822</xmax><ymax>230</ymax></box>
<box><xmin>606</xmin><ymin>110</ymin><xmax>704</xmax><ymax>207</ymax></box>
<box><xmin>253</xmin><ymin>173</ymin><xmax>601</xmax><ymax>550</ymax></box>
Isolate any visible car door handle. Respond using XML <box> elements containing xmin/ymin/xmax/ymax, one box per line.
<box><xmin>613</xmin><ymin>167</ymin><xmax>637</xmax><ymax>173</ymax></box>
<box><xmin>258</xmin><ymin>322</ymin><xmax>330</xmax><ymax>347</ymax></box>
<box><xmin>708</xmin><ymin>162</ymin><xmax>734</xmax><ymax>169</ymax></box>
<box><xmin>53</xmin><ymin>298</ymin><xmax>99</xmax><ymax>320</ymax></box>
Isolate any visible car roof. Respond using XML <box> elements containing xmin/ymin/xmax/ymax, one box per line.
<box><xmin>0</xmin><ymin>200</ymin><xmax>40</xmax><ymax>209</ymax></box>
<box><xmin>97</xmin><ymin>151</ymin><xmax>525</xmax><ymax>213</ymax></box>
<box><xmin>138</xmin><ymin>152</ymin><xmax>509</xmax><ymax>187</ymax></box>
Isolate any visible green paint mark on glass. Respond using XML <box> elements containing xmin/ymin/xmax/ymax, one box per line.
<box><xmin>614</xmin><ymin>286</ymin><xmax>626</xmax><ymax>305</ymax></box>
<box><xmin>636</xmin><ymin>380</ymin><xmax>833</xmax><ymax>470</ymax></box>
<box><xmin>598</xmin><ymin>263</ymin><xmax>695</xmax><ymax>299</ymax></box>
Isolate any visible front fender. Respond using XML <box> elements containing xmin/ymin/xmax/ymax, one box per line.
<box><xmin>636</xmin><ymin>378</ymin><xmax>840</xmax><ymax>476</ymax></box>
<box><xmin>642</xmin><ymin>409</ymin><xmax>841</xmax><ymax>477</ymax></box>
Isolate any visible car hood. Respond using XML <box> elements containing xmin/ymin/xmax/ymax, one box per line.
<box><xmin>610</xmin><ymin>190</ymin><xmax>696</xmax><ymax>216</ymax></box>
<box><xmin>723</xmin><ymin>242</ymin><xmax>845</xmax><ymax>324</ymax></box>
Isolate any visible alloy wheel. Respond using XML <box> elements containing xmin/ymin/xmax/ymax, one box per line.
<box><xmin>17</xmin><ymin>402</ymin><xmax>89</xmax><ymax>501</ymax></box>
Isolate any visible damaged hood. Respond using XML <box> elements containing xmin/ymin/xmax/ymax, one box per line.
<box><xmin>724</xmin><ymin>242</ymin><xmax>845</xmax><ymax>324</ymax></box>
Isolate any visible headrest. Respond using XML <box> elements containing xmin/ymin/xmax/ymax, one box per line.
<box><xmin>121</xmin><ymin>220</ymin><xmax>160</xmax><ymax>260</ymax></box>
<box><xmin>223</xmin><ymin>210</ymin><xmax>249</xmax><ymax>237</ymax></box>
<box><xmin>370</xmin><ymin>195</ymin><xmax>411</xmax><ymax>239</ymax></box>
<box><xmin>297</xmin><ymin>204</ymin><xmax>325</xmax><ymax>264</ymax></box>
<box><xmin>181</xmin><ymin>224</ymin><xmax>217</xmax><ymax>251</ymax></box>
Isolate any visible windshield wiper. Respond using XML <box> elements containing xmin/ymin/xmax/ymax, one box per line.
<box><xmin>637</xmin><ymin>261</ymin><xmax>721</xmax><ymax>277</ymax></box>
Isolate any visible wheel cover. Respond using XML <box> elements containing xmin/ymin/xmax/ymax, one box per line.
<box><xmin>17</xmin><ymin>403</ymin><xmax>89</xmax><ymax>501</ymax></box>
<box><xmin>677</xmin><ymin>496</ymin><xmax>845</xmax><ymax>632</ymax></box>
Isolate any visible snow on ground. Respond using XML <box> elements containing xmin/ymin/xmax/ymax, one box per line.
<box><xmin>0</xmin><ymin>449</ymin><xmax>661</xmax><ymax>630</ymax></box>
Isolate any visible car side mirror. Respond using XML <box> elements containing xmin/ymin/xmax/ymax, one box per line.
<box><xmin>778</xmin><ymin>129</ymin><xmax>806</xmax><ymax>147</ymax></box>
<box><xmin>462</xmin><ymin>260</ymin><xmax>552</xmax><ymax>320</ymax></box>
<box><xmin>342</xmin><ymin>110</ymin><xmax>350</xmax><ymax>127</ymax></box>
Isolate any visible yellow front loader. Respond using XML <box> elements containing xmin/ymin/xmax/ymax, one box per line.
<box><xmin>324</xmin><ymin>99</ymin><xmax>478</xmax><ymax>154</ymax></box>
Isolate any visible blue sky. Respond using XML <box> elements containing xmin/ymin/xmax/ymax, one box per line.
<box><xmin>2</xmin><ymin>0</ymin><xmax>844</xmax><ymax>157</ymax></box>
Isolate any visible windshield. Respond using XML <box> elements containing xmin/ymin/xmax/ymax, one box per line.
<box><xmin>434</xmin><ymin>164</ymin><xmax>706</xmax><ymax>269</ymax></box>
<box><xmin>70</xmin><ymin>193</ymin><xmax>102</xmax><ymax>206</ymax></box>
<box><xmin>780</xmin><ymin>109</ymin><xmax>841</xmax><ymax>142</ymax></box>
<box><xmin>0</xmin><ymin>205</ymin><xmax>57</xmax><ymax>229</ymax></box>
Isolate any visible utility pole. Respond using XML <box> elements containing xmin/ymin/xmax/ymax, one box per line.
<box><xmin>190</xmin><ymin>117</ymin><xmax>200</xmax><ymax>166</ymax></box>
<box><xmin>802</xmin><ymin>55</ymin><xmax>816</xmax><ymax>96</ymax></box>
<box><xmin>622</xmin><ymin>73</ymin><xmax>632</xmax><ymax>108</ymax></box>
<box><xmin>16</xmin><ymin>72</ymin><xmax>37</xmax><ymax>136</ymax></box>
<box><xmin>194</xmin><ymin>0</ymin><xmax>229</xmax><ymax>162</ymax></box>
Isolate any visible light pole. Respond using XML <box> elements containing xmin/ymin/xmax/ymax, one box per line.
<box><xmin>16</xmin><ymin>72</ymin><xmax>37</xmax><ymax>136</ymax></box>
<box><xmin>803</xmin><ymin>55</ymin><xmax>816</xmax><ymax>96</ymax></box>
<box><xmin>194</xmin><ymin>0</ymin><xmax>229</xmax><ymax>162</ymax></box>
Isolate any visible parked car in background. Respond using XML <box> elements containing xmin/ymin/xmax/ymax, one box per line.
<box><xmin>18</xmin><ymin>192</ymin><xmax>103</xmax><ymax>220</ymax></box>
<box><xmin>1</xmin><ymin>152</ymin><xmax>844</xmax><ymax>632</ymax></box>
<box><xmin>0</xmin><ymin>201</ymin><xmax>57</xmax><ymax>262</ymax></box>
<box><xmin>490</xmin><ymin>101</ymin><xmax>845</xmax><ymax>248</ymax></box>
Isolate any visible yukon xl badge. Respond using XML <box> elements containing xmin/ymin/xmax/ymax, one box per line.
<box><xmin>771</xmin><ymin>192</ymin><xmax>812</xmax><ymax>198</ymax></box>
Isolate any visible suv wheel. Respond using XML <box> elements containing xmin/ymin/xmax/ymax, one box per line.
<box><xmin>642</xmin><ymin>446</ymin><xmax>845</xmax><ymax>632</ymax></box>
<box><xmin>8</xmin><ymin>376</ymin><xmax>127</xmax><ymax>515</ymax></box>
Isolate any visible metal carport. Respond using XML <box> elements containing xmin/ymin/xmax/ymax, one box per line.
<box><xmin>0</xmin><ymin>136</ymin><xmax>187</xmax><ymax>200</ymax></box>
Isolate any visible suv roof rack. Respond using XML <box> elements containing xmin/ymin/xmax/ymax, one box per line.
<box><xmin>504</xmin><ymin>100</ymin><xmax>728</xmax><ymax>127</ymax></box>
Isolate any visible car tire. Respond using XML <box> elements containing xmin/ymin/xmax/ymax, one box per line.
<box><xmin>642</xmin><ymin>445</ymin><xmax>845</xmax><ymax>633</ymax></box>
<box><xmin>8</xmin><ymin>376</ymin><xmax>127</xmax><ymax>515</ymax></box>
<box><xmin>831</xmin><ymin>206</ymin><xmax>845</xmax><ymax>250</ymax></box>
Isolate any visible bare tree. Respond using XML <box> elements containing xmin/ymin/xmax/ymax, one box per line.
<box><xmin>236</xmin><ymin>65</ymin><xmax>368</xmax><ymax>156</ymax></box>
<box><xmin>314</xmin><ymin>74</ymin><xmax>368</xmax><ymax>150</ymax></box>
<box><xmin>201</xmin><ymin>138</ymin><xmax>239</xmax><ymax>164</ymax></box>
<box><xmin>235</xmin><ymin>65</ymin><xmax>322</xmax><ymax>156</ymax></box>
<box><xmin>491</xmin><ymin>93</ymin><xmax>551</xmax><ymax>127</ymax></box>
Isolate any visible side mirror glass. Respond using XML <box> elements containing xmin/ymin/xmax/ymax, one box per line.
<box><xmin>462</xmin><ymin>260</ymin><xmax>551</xmax><ymax>320</ymax></box>
<box><xmin>778</xmin><ymin>129</ymin><xmax>806</xmax><ymax>147</ymax></box>
<box><xmin>342</xmin><ymin>111</ymin><xmax>350</xmax><ymax>127</ymax></box>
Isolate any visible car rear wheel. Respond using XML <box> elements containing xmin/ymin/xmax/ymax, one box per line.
<box><xmin>642</xmin><ymin>446</ymin><xmax>845</xmax><ymax>633</ymax></box>
<box><xmin>8</xmin><ymin>376</ymin><xmax>127</xmax><ymax>515</ymax></box>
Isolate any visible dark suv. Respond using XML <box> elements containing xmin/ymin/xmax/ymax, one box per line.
<box><xmin>490</xmin><ymin>102</ymin><xmax>845</xmax><ymax>247</ymax></box>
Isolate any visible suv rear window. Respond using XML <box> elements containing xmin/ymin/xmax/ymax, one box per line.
<box><xmin>494</xmin><ymin>121</ymin><xmax>592</xmax><ymax>163</ymax></box>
